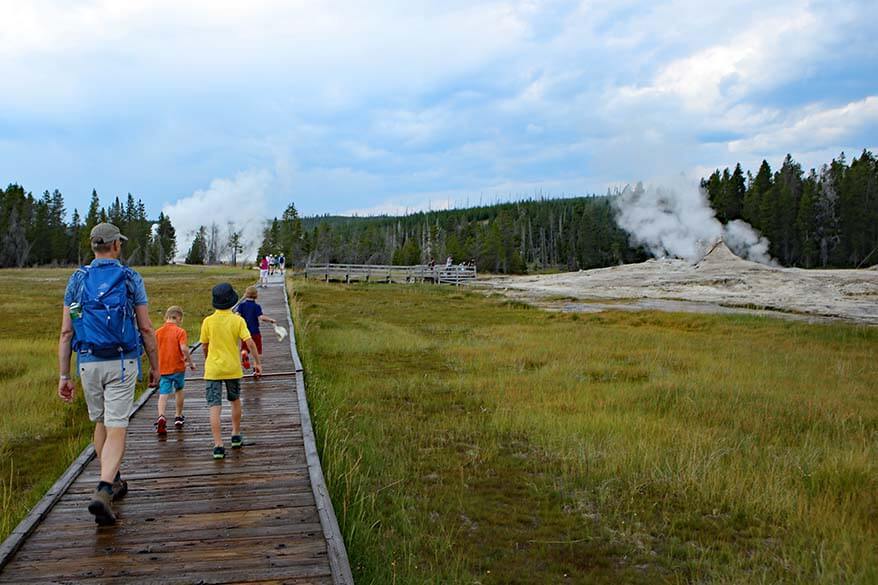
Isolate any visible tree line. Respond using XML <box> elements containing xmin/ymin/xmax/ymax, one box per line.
<box><xmin>257</xmin><ymin>150</ymin><xmax>877</xmax><ymax>274</ymax></box>
<box><xmin>5</xmin><ymin>149</ymin><xmax>874</xmax><ymax>272</ymax></box>
<box><xmin>0</xmin><ymin>185</ymin><xmax>177</xmax><ymax>268</ymax></box>
<box><xmin>184</xmin><ymin>222</ymin><xmax>246</xmax><ymax>266</ymax></box>
<box><xmin>259</xmin><ymin>198</ymin><xmax>646</xmax><ymax>274</ymax></box>
<box><xmin>702</xmin><ymin>150</ymin><xmax>878</xmax><ymax>268</ymax></box>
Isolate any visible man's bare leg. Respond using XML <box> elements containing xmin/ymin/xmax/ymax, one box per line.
<box><xmin>99</xmin><ymin>427</ymin><xmax>127</xmax><ymax>484</ymax></box>
<box><xmin>93</xmin><ymin>422</ymin><xmax>106</xmax><ymax>458</ymax></box>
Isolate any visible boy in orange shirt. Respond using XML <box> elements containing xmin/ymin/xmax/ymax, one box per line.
<box><xmin>155</xmin><ymin>306</ymin><xmax>196</xmax><ymax>435</ymax></box>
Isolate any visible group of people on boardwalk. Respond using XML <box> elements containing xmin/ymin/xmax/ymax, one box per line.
<box><xmin>259</xmin><ymin>253</ymin><xmax>285</xmax><ymax>286</ymax></box>
<box><xmin>58</xmin><ymin>222</ymin><xmax>275</xmax><ymax>526</ymax></box>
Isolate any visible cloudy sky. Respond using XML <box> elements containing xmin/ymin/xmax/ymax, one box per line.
<box><xmin>1</xmin><ymin>0</ymin><xmax>876</xmax><ymax>246</ymax></box>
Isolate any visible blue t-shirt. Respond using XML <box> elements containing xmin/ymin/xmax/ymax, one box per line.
<box><xmin>235</xmin><ymin>299</ymin><xmax>263</xmax><ymax>336</ymax></box>
<box><xmin>64</xmin><ymin>259</ymin><xmax>148</xmax><ymax>363</ymax></box>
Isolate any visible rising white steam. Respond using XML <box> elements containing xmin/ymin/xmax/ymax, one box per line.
<box><xmin>613</xmin><ymin>179</ymin><xmax>775</xmax><ymax>265</ymax></box>
<box><xmin>723</xmin><ymin>219</ymin><xmax>773</xmax><ymax>264</ymax></box>
<box><xmin>163</xmin><ymin>169</ymin><xmax>272</xmax><ymax>263</ymax></box>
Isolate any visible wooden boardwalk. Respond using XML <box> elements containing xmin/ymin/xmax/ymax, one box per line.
<box><xmin>0</xmin><ymin>275</ymin><xmax>352</xmax><ymax>584</ymax></box>
<box><xmin>305</xmin><ymin>262</ymin><xmax>477</xmax><ymax>285</ymax></box>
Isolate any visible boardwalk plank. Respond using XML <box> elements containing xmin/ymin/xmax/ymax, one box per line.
<box><xmin>0</xmin><ymin>276</ymin><xmax>349</xmax><ymax>584</ymax></box>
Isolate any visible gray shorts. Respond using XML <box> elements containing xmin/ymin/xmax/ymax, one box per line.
<box><xmin>205</xmin><ymin>379</ymin><xmax>241</xmax><ymax>407</ymax></box>
<box><xmin>79</xmin><ymin>359</ymin><xmax>138</xmax><ymax>428</ymax></box>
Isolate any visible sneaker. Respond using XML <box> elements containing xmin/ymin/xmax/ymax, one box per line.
<box><xmin>241</xmin><ymin>350</ymin><xmax>251</xmax><ymax>370</ymax></box>
<box><xmin>88</xmin><ymin>488</ymin><xmax>116</xmax><ymax>526</ymax></box>
<box><xmin>155</xmin><ymin>415</ymin><xmax>167</xmax><ymax>436</ymax></box>
<box><xmin>111</xmin><ymin>478</ymin><xmax>128</xmax><ymax>501</ymax></box>
<box><xmin>174</xmin><ymin>415</ymin><xmax>185</xmax><ymax>429</ymax></box>
<box><xmin>213</xmin><ymin>446</ymin><xmax>225</xmax><ymax>460</ymax></box>
<box><xmin>231</xmin><ymin>435</ymin><xmax>243</xmax><ymax>449</ymax></box>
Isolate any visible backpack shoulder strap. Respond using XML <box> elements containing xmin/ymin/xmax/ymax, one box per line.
<box><xmin>122</xmin><ymin>266</ymin><xmax>143</xmax><ymax>314</ymax></box>
<box><xmin>70</xmin><ymin>266</ymin><xmax>90</xmax><ymax>303</ymax></box>
<box><xmin>122</xmin><ymin>265</ymin><xmax>137</xmax><ymax>294</ymax></box>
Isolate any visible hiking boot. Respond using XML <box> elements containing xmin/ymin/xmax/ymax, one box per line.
<box><xmin>213</xmin><ymin>446</ymin><xmax>225</xmax><ymax>460</ymax></box>
<box><xmin>241</xmin><ymin>350</ymin><xmax>251</xmax><ymax>370</ymax></box>
<box><xmin>155</xmin><ymin>415</ymin><xmax>167</xmax><ymax>435</ymax></box>
<box><xmin>88</xmin><ymin>488</ymin><xmax>116</xmax><ymax>526</ymax></box>
<box><xmin>231</xmin><ymin>435</ymin><xmax>243</xmax><ymax>449</ymax></box>
<box><xmin>111</xmin><ymin>478</ymin><xmax>128</xmax><ymax>501</ymax></box>
<box><xmin>174</xmin><ymin>415</ymin><xmax>185</xmax><ymax>429</ymax></box>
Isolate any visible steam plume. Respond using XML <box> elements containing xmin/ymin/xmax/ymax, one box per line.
<box><xmin>613</xmin><ymin>179</ymin><xmax>775</xmax><ymax>265</ymax></box>
<box><xmin>163</xmin><ymin>169</ymin><xmax>271</xmax><ymax>263</ymax></box>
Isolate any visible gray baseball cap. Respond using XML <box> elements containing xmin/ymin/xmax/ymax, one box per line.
<box><xmin>90</xmin><ymin>222</ymin><xmax>128</xmax><ymax>243</ymax></box>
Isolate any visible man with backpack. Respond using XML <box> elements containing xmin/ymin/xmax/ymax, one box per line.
<box><xmin>57</xmin><ymin>222</ymin><xmax>160</xmax><ymax>526</ymax></box>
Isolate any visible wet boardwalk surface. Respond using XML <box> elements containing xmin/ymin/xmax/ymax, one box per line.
<box><xmin>0</xmin><ymin>276</ymin><xmax>346</xmax><ymax>584</ymax></box>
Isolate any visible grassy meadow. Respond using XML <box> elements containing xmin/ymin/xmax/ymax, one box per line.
<box><xmin>0</xmin><ymin>265</ymin><xmax>253</xmax><ymax>540</ymax></box>
<box><xmin>291</xmin><ymin>279</ymin><xmax>877</xmax><ymax>584</ymax></box>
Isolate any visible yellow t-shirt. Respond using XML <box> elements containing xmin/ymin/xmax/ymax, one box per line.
<box><xmin>199</xmin><ymin>309</ymin><xmax>251</xmax><ymax>380</ymax></box>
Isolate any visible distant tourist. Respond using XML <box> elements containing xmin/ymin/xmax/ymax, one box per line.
<box><xmin>445</xmin><ymin>255</ymin><xmax>453</xmax><ymax>268</ymax></box>
<box><xmin>58</xmin><ymin>222</ymin><xmax>159</xmax><ymax>526</ymax></box>
<box><xmin>259</xmin><ymin>255</ymin><xmax>269</xmax><ymax>286</ymax></box>
<box><xmin>278</xmin><ymin>254</ymin><xmax>286</xmax><ymax>274</ymax></box>
<box><xmin>200</xmin><ymin>283</ymin><xmax>262</xmax><ymax>460</ymax></box>
<box><xmin>154</xmin><ymin>305</ymin><xmax>196</xmax><ymax>436</ymax></box>
<box><xmin>235</xmin><ymin>286</ymin><xmax>277</xmax><ymax>369</ymax></box>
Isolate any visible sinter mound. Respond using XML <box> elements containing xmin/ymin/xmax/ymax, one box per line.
<box><xmin>481</xmin><ymin>238</ymin><xmax>878</xmax><ymax>324</ymax></box>
<box><xmin>698</xmin><ymin>239</ymin><xmax>739</xmax><ymax>263</ymax></box>
<box><xmin>695</xmin><ymin>239</ymin><xmax>766</xmax><ymax>271</ymax></box>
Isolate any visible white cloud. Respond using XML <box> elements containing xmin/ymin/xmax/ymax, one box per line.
<box><xmin>1</xmin><ymin>0</ymin><xmax>874</xmax><ymax>217</ymax></box>
<box><xmin>728</xmin><ymin>96</ymin><xmax>878</xmax><ymax>155</ymax></box>
<box><xmin>341</xmin><ymin>141</ymin><xmax>391</xmax><ymax>161</ymax></box>
<box><xmin>162</xmin><ymin>169</ymin><xmax>272</xmax><ymax>262</ymax></box>
<box><xmin>344</xmin><ymin>197</ymin><xmax>457</xmax><ymax>217</ymax></box>
<box><xmin>0</xmin><ymin>0</ymin><xmax>537</xmax><ymax>115</ymax></box>
<box><xmin>648</xmin><ymin>9</ymin><xmax>818</xmax><ymax>110</ymax></box>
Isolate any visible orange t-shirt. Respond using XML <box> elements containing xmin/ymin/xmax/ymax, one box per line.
<box><xmin>156</xmin><ymin>322</ymin><xmax>188</xmax><ymax>375</ymax></box>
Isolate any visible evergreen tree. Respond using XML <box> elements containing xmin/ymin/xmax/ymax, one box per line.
<box><xmin>704</xmin><ymin>170</ymin><xmax>724</xmax><ymax>220</ymax></box>
<box><xmin>69</xmin><ymin>209</ymin><xmax>83</xmax><ymax>264</ymax></box>
<box><xmin>107</xmin><ymin>196</ymin><xmax>124</xmax><ymax>228</ymax></box>
<box><xmin>0</xmin><ymin>184</ymin><xmax>34</xmax><ymax>267</ymax></box>
<box><xmin>278</xmin><ymin>203</ymin><xmax>303</xmax><ymax>264</ymax></box>
<box><xmin>726</xmin><ymin>163</ymin><xmax>746</xmax><ymax>221</ymax></box>
<box><xmin>258</xmin><ymin>219</ymin><xmax>283</xmax><ymax>260</ymax></box>
<box><xmin>796</xmin><ymin>175</ymin><xmax>818</xmax><ymax>267</ymax></box>
<box><xmin>185</xmin><ymin>226</ymin><xmax>207</xmax><ymax>264</ymax></box>
<box><xmin>153</xmin><ymin>212</ymin><xmax>177</xmax><ymax>265</ymax></box>
<box><xmin>48</xmin><ymin>189</ymin><xmax>67</xmax><ymax>262</ymax></box>
<box><xmin>744</xmin><ymin>160</ymin><xmax>772</xmax><ymax>226</ymax></box>
<box><xmin>839</xmin><ymin>150</ymin><xmax>876</xmax><ymax>265</ymax></box>
<box><xmin>29</xmin><ymin>191</ymin><xmax>52</xmax><ymax>265</ymax></box>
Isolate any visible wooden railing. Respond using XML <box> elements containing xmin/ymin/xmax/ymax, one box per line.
<box><xmin>304</xmin><ymin>263</ymin><xmax>477</xmax><ymax>285</ymax></box>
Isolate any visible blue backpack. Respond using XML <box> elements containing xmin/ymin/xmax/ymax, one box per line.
<box><xmin>70</xmin><ymin>263</ymin><xmax>140</xmax><ymax>359</ymax></box>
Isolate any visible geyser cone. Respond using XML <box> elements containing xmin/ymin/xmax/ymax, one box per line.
<box><xmin>697</xmin><ymin>239</ymin><xmax>741</xmax><ymax>265</ymax></box>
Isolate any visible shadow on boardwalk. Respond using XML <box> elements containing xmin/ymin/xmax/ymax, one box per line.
<box><xmin>0</xmin><ymin>275</ymin><xmax>352</xmax><ymax>585</ymax></box>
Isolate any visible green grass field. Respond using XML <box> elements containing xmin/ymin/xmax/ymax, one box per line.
<box><xmin>0</xmin><ymin>265</ymin><xmax>253</xmax><ymax>540</ymax></box>
<box><xmin>290</xmin><ymin>279</ymin><xmax>877</xmax><ymax>584</ymax></box>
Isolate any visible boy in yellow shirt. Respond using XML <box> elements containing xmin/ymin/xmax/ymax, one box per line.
<box><xmin>200</xmin><ymin>283</ymin><xmax>262</xmax><ymax>460</ymax></box>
